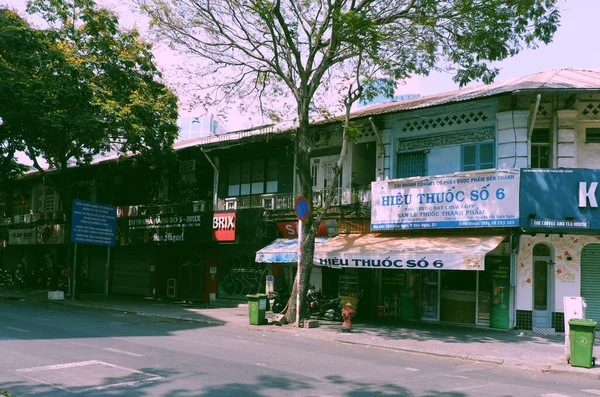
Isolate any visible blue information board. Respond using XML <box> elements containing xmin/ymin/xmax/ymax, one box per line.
<box><xmin>71</xmin><ymin>200</ymin><xmax>117</xmax><ymax>246</ymax></box>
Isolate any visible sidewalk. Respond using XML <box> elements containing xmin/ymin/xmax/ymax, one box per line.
<box><xmin>2</xmin><ymin>289</ymin><xmax>600</xmax><ymax>380</ymax></box>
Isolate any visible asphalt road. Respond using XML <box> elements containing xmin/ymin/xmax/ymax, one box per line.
<box><xmin>0</xmin><ymin>299</ymin><xmax>598</xmax><ymax>397</ymax></box>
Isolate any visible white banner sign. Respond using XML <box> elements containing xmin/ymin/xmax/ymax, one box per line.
<box><xmin>9</xmin><ymin>228</ymin><xmax>37</xmax><ymax>245</ymax></box>
<box><xmin>371</xmin><ymin>170</ymin><xmax>520</xmax><ymax>230</ymax></box>
<box><xmin>315</xmin><ymin>253</ymin><xmax>484</xmax><ymax>270</ymax></box>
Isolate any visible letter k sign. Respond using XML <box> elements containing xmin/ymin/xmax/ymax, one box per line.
<box><xmin>579</xmin><ymin>182</ymin><xmax>598</xmax><ymax>208</ymax></box>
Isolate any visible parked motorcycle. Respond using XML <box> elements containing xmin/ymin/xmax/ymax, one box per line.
<box><xmin>317</xmin><ymin>295</ymin><xmax>343</xmax><ymax>321</ymax></box>
<box><xmin>269</xmin><ymin>290</ymin><xmax>290</xmax><ymax>313</ymax></box>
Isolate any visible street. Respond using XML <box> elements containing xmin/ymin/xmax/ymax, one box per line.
<box><xmin>0</xmin><ymin>300</ymin><xmax>598</xmax><ymax>397</ymax></box>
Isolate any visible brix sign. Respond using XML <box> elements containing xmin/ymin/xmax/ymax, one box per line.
<box><xmin>213</xmin><ymin>212</ymin><xmax>236</xmax><ymax>241</ymax></box>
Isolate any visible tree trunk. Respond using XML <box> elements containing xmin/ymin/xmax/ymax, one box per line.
<box><xmin>285</xmin><ymin>98</ymin><xmax>315</xmax><ymax>325</ymax></box>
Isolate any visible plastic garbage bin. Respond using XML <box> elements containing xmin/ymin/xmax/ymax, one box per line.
<box><xmin>569</xmin><ymin>319</ymin><xmax>597</xmax><ymax>368</ymax></box>
<box><xmin>247</xmin><ymin>294</ymin><xmax>268</xmax><ymax>325</ymax></box>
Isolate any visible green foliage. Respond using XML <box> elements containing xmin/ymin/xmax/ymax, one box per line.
<box><xmin>0</xmin><ymin>390</ymin><xmax>12</xmax><ymax>397</ymax></box>
<box><xmin>0</xmin><ymin>0</ymin><xmax>178</xmax><ymax>189</ymax></box>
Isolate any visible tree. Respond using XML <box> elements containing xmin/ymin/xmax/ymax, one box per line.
<box><xmin>0</xmin><ymin>0</ymin><xmax>179</xmax><ymax>286</ymax></box>
<box><xmin>0</xmin><ymin>0</ymin><xmax>178</xmax><ymax>212</ymax></box>
<box><xmin>138</xmin><ymin>0</ymin><xmax>560</xmax><ymax>323</ymax></box>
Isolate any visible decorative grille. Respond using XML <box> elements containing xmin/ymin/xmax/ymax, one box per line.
<box><xmin>397</xmin><ymin>151</ymin><xmax>427</xmax><ymax>178</ymax></box>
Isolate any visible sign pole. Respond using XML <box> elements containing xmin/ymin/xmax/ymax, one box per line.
<box><xmin>296</xmin><ymin>219</ymin><xmax>302</xmax><ymax>327</ymax></box>
<box><xmin>105</xmin><ymin>246</ymin><xmax>110</xmax><ymax>300</ymax></box>
<box><xmin>72</xmin><ymin>242</ymin><xmax>78</xmax><ymax>300</ymax></box>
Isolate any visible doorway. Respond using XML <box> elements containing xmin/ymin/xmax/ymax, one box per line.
<box><xmin>532</xmin><ymin>243</ymin><xmax>553</xmax><ymax>328</ymax></box>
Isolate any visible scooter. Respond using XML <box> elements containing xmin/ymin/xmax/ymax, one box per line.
<box><xmin>269</xmin><ymin>290</ymin><xmax>290</xmax><ymax>313</ymax></box>
<box><xmin>317</xmin><ymin>296</ymin><xmax>343</xmax><ymax>321</ymax></box>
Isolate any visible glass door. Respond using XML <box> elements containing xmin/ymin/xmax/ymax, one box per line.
<box><xmin>532</xmin><ymin>244</ymin><xmax>553</xmax><ymax>329</ymax></box>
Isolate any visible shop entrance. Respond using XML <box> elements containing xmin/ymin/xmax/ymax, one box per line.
<box><xmin>420</xmin><ymin>270</ymin><xmax>439</xmax><ymax>320</ymax></box>
<box><xmin>532</xmin><ymin>243</ymin><xmax>553</xmax><ymax>329</ymax></box>
<box><xmin>440</xmin><ymin>270</ymin><xmax>476</xmax><ymax>324</ymax></box>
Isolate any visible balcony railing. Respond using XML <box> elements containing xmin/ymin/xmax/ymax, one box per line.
<box><xmin>215</xmin><ymin>188</ymin><xmax>371</xmax><ymax>211</ymax></box>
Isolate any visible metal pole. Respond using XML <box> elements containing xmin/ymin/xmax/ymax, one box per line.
<box><xmin>105</xmin><ymin>246</ymin><xmax>110</xmax><ymax>299</ymax></box>
<box><xmin>72</xmin><ymin>243</ymin><xmax>78</xmax><ymax>300</ymax></box>
<box><xmin>296</xmin><ymin>219</ymin><xmax>302</xmax><ymax>326</ymax></box>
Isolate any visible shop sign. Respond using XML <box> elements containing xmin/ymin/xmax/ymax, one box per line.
<box><xmin>371</xmin><ymin>170</ymin><xmax>520</xmax><ymax>230</ymax></box>
<box><xmin>213</xmin><ymin>212</ymin><xmax>236</xmax><ymax>241</ymax></box>
<box><xmin>9</xmin><ymin>228</ymin><xmax>36</xmax><ymax>245</ymax></box>
<box><xmin>520</xmin><ymin>168</ymin><xmax>600</xmax><ymax>231</ymax></box>
<box><xmin>314</xmin><ymin>254</ymin><xmax>483</xmax><ymax>271</ymax></box>
<box><xmin>128</xmin><ymin>213</ymin><xmax>203</xmax><ymax>243</ymax></box>
<box><xmin>37</xmin><ymin>224</ymin><xmax>65</xmax><ymax>244</ymax></box>
<box><xmin>277</xmin><ymin>220</ymin><xmax>337</xmax><ymax>238</ymax></box>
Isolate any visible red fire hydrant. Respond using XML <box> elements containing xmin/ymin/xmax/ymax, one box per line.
<box><xmin>341</xmin><ymin>302</ymin><xmax>355</xmax><ymax>333</ymax></box>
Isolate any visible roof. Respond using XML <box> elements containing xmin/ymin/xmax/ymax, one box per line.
<box><xmin>345</xmin><ymin>68</ymin><xmax>600</xmax><ymax>120</ymax></box>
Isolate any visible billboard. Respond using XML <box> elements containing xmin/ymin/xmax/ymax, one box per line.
<box><xmin>520</xmin><ymin>168</ymin><xmax>600</xmax><ymax>232</ymax></box>
<box><xmin>371</xmin><ymin>170</ymin><xmax>520</xmax><ymax>230</ymax></box>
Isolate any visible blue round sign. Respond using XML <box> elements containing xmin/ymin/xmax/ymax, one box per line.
<box><xmin>295</xmin><ymin>196</ymin><xmax>310</xmax><ymax>221</ymax></box>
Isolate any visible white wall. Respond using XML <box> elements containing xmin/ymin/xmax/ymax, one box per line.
<box><xmin>516</xmin><ymin>234</ymin><xmax>600</xmax><ymax>312</ymax></box>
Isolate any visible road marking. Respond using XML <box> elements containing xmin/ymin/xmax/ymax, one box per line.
<box><xmin>541</xmin><ymin>394</ymin><xmax>572</xmax><ymax>397</ymax></box>
<box><xmin>14</xmin><ymin>360</ymin><xmax>99</xmax><ymax>373</ymax></box>
<box><xmin>5</xmin><ymin>326</ymin><xmax>28</xmax><ymax>333</ymax></box>
<box><xmin>13</xmin><ymin>360</ymin><xmax>162</xmax><ymax>392</ymax></box>
<box><xmin>405</xmin><ymin>367</ymin><xmax>419</xmax><ymax>372</ymax></box>
<box><xmin>36</xmin><ymin>317</ymin><xmax>51</xmax><ymax>321</ymax></box>
<box><xmin>445</xmin><ymin>375</ymin><xmax>469</xmax><ymax>379</ymax></box>
<box><xmin>582</xmin><ymin>391</ymin><xmax>600</xmax><ymax>395</ymax></box>
<box><xmin>103</xmin><ymin>348</ymin><xmax>145</xmax><ymax>357</ymax></box>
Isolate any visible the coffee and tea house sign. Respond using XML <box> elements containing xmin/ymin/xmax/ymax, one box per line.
<box><xmin>520</xmin><ymin>168</ymin><xmax>600</xmax><ymax>232</ymax></box>
<box><xmin>371</xmin><ymin>170</ymin><xmax>520</xmax><ymax>230</ymax></box>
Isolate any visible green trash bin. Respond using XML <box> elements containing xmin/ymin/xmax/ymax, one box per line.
<box><xmin>569</xmin><ymin>319</ymin><xmax>597</xmax><ymax>368</ymax></box>
<box><xmin>247</xmin><ymin>294</ymin><xmax>268</xmax><ymax>325</ymax></box>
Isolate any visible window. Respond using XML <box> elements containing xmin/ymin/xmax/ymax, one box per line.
<box><xmin>191</xmin><ymin>117</ymin><xmax>202</xmax><ymax>131</ymax></box>
<box><xmin>531</xmin><ymin>128</ymin><xmax>550</xmax><ymax>168</ymax></box>
<box><xmin>228</xmin><ymin>157</ymin><xmax>278</xmax><ymax>196</ymax></box>
<box><xmin>462</xmin><ymin>142</ymin><xmax>495</xmax><ymax>171</ymax></box>
<box><xmin>397</xmin><ymin>151</ymin><xmax>427</xmax><ymax>178</ymax></box>
<box><xmin>586</xmin><ymin>128</ymin><xmax>600</xmax><ymax>143</ymax></box>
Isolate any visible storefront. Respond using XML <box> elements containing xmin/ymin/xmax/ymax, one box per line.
<box><xmin>518</xmin><ymin>168</ymin><xmax>600</xmax><ymax>333</ymax></box>
<box><xmin>115</xmin><ymin>209</ymin><xmax>212</xmax><ymax>298</ymax></box>
<box><xmin>254</xmin><ymin>170</ymin><xmax>519</xmax><ymax>328</ymax></box>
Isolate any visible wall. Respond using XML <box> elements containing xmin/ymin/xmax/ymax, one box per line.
<box><xmin>516</xmin><ymin>234</ymin><xmax>600</xmax><ymax>312</ymax></box>
<box><xmin>576</xmin><ymin>121</ymin><xmax>600</xmax><ymax>168</ymax></box>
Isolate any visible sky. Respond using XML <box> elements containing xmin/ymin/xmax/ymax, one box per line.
<box><xmin>3</xmin><ymin>0</ymin><xmax>600</xmax><ymax>133</ymax></box>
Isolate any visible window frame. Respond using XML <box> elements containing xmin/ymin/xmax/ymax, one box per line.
<box><xmin>227</xmin><ymin>156</ymin><xmax>278</xmax><ymax>197</ymax></box>
<box><xmin>461</xmin><ymin>142</ymin><xmax>495</xmax><ymax>171</ymax></box>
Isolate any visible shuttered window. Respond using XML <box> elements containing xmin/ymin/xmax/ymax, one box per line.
<box><xmin>397</xmin><ymin>151</ymin><xmax>427</xmax><ymax>178</ymax></box>
<box><xmin>462</xmin><ymin>142</ymin><xmax>495</xmax><ymax>171</ymax></box>
<box><xmin>582</xmin><ymin>244</ymin><xmax>600</xmax><ymax>323</ymax></box>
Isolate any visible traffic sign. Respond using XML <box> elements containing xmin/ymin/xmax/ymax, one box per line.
<box><xmin>294</xmin><ymin>196</ymin><xmax>310</xmax><ymax>221</ymax></box>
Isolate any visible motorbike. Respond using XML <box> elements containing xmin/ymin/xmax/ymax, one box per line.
<box><xmin>306</xmin><ymin>286</ymin><xmax>321</xmax><ymax>317</ymax></box>
<box><xmin>317</xmin><ymin>295</ymin><xmax>343</xmax><ymax>321</ymax></box>
<box><xmin>269</xmin><ymin>290</ymin><xmax>290</xmax><ymax>313</ymax></box>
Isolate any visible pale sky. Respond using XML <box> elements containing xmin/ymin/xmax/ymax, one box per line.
<box><xmin>3</xmin><ymin>0</ymin><xmax>600</xmax><ymax>133</ymax></box>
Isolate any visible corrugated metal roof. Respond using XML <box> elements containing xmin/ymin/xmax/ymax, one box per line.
<box><xmin>346</xmin><ymin>68</ymin><xmax>600</xmax><ymax>120</ymax></box>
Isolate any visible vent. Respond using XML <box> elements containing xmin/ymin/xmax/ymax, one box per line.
<box><xmin>586</xmin><ymin>128</ymin><xmax>600</xmax><ymax>143</ymax></box>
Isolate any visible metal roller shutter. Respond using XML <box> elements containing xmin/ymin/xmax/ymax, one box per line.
<box><xmin>581</xmin><ymin>244</ymin><xmax>600</xmax><ymax>322</ymax></box>
<box><xmin>112</xmin><ymin>247</ymin><xmax>152</xmax><ymax>296</ymax></box>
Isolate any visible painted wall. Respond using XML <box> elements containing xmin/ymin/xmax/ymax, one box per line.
<box><xmin>427</xmin><ymin>146</ymin><xmax>461</xmax><ymax>176</ymax></box>
<box><xmin>516</xmin><ymin>234</ymin><xmax>600</xmax><ymax>312</ymax></box>
<box><xmin>576</xmin><ymin>122</ymin><xmax>600</xmax><ymax>168</ymax></box>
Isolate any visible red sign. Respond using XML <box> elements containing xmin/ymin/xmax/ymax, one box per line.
<box><xmin>212</xmin><ymin>212</ymin><xmax>236</xmax><ymax>241</ymax></box>
<box><xmin>277</xmin><ymin>221</ymin><xmax>331</xmax><ymax>238</ymax></box>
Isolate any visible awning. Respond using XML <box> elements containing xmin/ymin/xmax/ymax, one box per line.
<box><xmin>255</xmin><ymin>238</ymin><xmax>329</xmax><ymax>263</ymax></box>
<box><xmin>314</xmin><ymin>234</ymin><xmax>506</xmax><ymax>271</ymax></box>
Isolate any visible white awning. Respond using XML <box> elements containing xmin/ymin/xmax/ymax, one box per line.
<box><xmin>255</xmin><ymin>238</ymin><xmax>329</xmax><ymax>263</ymax></box>
<box><xmin>313</xmin><ymin>234</ymin><xmax>506</xmax><ymax>271</ymax></box>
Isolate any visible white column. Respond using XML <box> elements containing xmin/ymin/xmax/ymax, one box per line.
<box><xmin>556</xmin><ymin>110</ymin><xmax>578</xmax><ymax>168</ymax></box>
<box><xmin>496</xmin><ymin>111</ymin><xmax>530</xmax><ymax>169</ymax></box>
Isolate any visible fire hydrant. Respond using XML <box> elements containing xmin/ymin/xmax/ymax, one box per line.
<box><xmin>341</xmin><ymin>302</ymin><xmax>355</xmax><ymax>333</ymax></box>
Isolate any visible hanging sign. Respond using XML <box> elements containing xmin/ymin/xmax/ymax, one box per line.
<box><xmin>213</xmin><ymin>212</ymin><xmax>236</xmax><ymax>241</ymax></box>
<box><xmin>371</xmin><ymin>170</ymin><xmax>520</xmax><ymax>230</ymax></box>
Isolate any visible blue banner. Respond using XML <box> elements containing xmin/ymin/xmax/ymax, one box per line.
<box><xmin>71</xmin><ymin>200</ymin><xmax>117</xmax><ymax>246</ymax></box>
<box><xmin>519</xmin><ymin>168</ymin><xmax>600</xmax><ymax>232</ymax></box>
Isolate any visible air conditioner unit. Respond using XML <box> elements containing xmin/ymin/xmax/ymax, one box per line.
<box><xmin>224</xmin><ymin>197</ymin><xmax>238</xmax><ymax>210</ymax></box>
<box><xmin>180</xmin><ymin>160</ymin><xmax>196</xmax><ymax>173</ymax></box>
